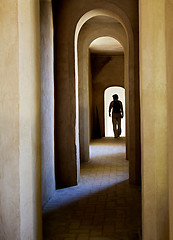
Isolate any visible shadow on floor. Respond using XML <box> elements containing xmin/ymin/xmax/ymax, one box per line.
<box><xmin>43</xmin><ymin>138</ymin><xmax>141</xmax><ymax>240</ymax></box>
<box><xmin>43</xmin><ymin>180</ymin><xmax>141</xmax><ymax>240</ymax></box>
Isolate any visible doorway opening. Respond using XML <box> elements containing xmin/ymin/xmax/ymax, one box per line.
<box><xmin>104</xmin><ymin>86</ymin><xmax>126</xmax><ymax>137</ymax></box>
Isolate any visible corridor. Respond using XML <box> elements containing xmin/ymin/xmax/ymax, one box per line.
<box><xmin>43</xmin><ymin>138</ymin><xmax>141</xmax><ymax>240</ymax></box>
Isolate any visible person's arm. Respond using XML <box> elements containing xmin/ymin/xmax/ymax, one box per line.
<box><xmin>120</xmin><ymin>101</ymin><xmax>124</xmax><ymax>118</ymax></box>
<box><xmin>109</xmin><ymin>102</ymin><xmax>113</xmax><ymax>117</ymax></box>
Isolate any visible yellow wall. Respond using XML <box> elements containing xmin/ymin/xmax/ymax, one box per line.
<box><xmin>165</xmin><ymin>0</ymin><xmax>173</xmax><ymax>239</ymax></box>
<box><xmin>140</xmin><ymin>0</ymin><xmax>169</xmax><ymax>239</ymax></box>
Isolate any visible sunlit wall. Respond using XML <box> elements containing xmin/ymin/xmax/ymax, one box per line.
<box><xmin>104</xmin><ymin>86</ymin><xmax>125</xmax><ymax>137</ymax></box>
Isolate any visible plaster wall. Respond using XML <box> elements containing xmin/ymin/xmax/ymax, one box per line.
<box><xmin>0</xmin><ymin>0</ymin><xmax>42</xmax><ymax>239</ymax></box>
<box><xmin>140</xmin><ymin>0</ymin><xmax>169</xmax><ymax>239</ymax></box>
<box><xmin>19</xmin><ymin>0</ymin><xmax>42</xmax><ymax>239</ymax></box>
<box><xmin>53</xmin><ymin>1</ymin><xmax>78</xmax><ymax>187</ymax></box>
<box><xmin>89</xmin><ymin>55</ymin><xmax>93</xmax><ymax>146</ymax></box>
<box><xmin>165</xmin><ymin>0</ymin><xmax>173</xmax><ymax>239</ymax></box>
<box><xmin>40</xmin><ymin>0</ymin><xmax>55</xmax><ymax>207</ymax></box>
<box><xmin>0</xmin><ymin>1</ymin><xmax>20</xmax><ymax>239</ymax></box>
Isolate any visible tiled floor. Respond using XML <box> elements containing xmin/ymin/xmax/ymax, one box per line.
<box><xmin>43</xmin><ymin>137</ymin><xmax>141</xmax><ymax>240</ymax></box>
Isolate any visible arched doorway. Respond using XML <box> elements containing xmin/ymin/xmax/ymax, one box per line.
<box><xmin>75</xmin><ymin>11</ymin><xmax>140</xmax><ymax>184</ymax></box>
<box><xmin>104</xmin><ymin>86</ymin><xmax>126</xmax><ymax>137</ymax></box>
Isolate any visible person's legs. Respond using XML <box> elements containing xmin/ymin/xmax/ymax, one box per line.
<box><xmin>117</xmin><ymin>116</ymin><xmax>121</xmax><ymax>137</ymax></box>
<box><xmin>112</xmin><ymin>117</ymin><xmax>116</xmax><ymax>137</ymax></box>
<box><xmin>112</xmin><ymin>114</ymin><xmax>119</xmax><ymax>138</ymax></box>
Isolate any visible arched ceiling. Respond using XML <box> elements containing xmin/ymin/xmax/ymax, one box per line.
<box><xmin>85</xmin><ymin>16</ymin><xmax>124</xmax><ymax>55</ymax></box>
<box><xmin>89</xmin><ymin>36</ymin><xmax>124</xmax><ymax>55</ymax></box>
<box><xmin>88</xmin><ymin>16</ymin><xmax>118</xmax><ymax>24</ymax></box>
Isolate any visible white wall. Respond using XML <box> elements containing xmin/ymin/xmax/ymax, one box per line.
<box><xmin>105</xmin><ymin>87</ymin><xmax>125</xmax><ymax>137</ymax></box>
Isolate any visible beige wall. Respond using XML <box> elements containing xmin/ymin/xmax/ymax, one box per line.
<box><xmin>0</xmin><ymin>1</ymin><xmax>20</xmax><ymax>239</ymax></box>
<box><xmin>19</xmin><ymin>1</ymin><xmax>42</xmax><ymax>238</ymax></box>
<box><xmin>40</xmin><ymin>0</ymin><xmax>55</xmax><ymax>207</ymax></box>
<box><xmin>165</xmin><ymin>0</ymin><xmax>173</xmax><ymax>239</ymax></box>
<box><xmin>140</xmin><ymin>0</ymin><xmax>169</xmax><ymax>239</ymax></box>
<box><xmin>0</xmin><ymin>0</ymin><xmax>42</xmax><ymax>239</ymax></box>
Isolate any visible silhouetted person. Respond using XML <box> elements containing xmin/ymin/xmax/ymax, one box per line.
<box><xmin>109</xmin><ymin>94</ymin><xmax>124</xmax><ymax>138</ymax></box>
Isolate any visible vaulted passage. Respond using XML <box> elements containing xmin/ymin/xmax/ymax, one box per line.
<box><xmin>2</xmin><ymin>1</ymin><xmax>173</xmax><ymax>239</ymax></box>
<box><xmin>43</xmin><ymin>138</ymin><xmax>141</xmax><ymax>239</ymax></box>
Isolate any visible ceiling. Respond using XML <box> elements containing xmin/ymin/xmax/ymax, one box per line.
<box><xmin>86</xmin><ymin>16</ymin><xmax>124</xmax><ymax>55</ymax></box>
<box><xmin>89</xmin><ymin>36</ymin><xmax>124</xmax><ymax>55</ymax></box>
<box><xmin>88</xmin><ymin>16</ymin><xmax>118</xmax><ymax>24</ymax></box>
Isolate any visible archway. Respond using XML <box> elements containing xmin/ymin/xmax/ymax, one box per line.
<box><xmin>75</xmin><ymin>10</ymin><xmax>140</xmax><ymax>184</ymax></box>
<box><xmin>76</xmin><ymin>18</ymin><xmax>127</xmax><ymax>163</ymax></box>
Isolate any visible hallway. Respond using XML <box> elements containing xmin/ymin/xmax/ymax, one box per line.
<box><xmin>43</xmin><ymin>138</ymin><xmax>141</xmax><ymax>240</ymax></box>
